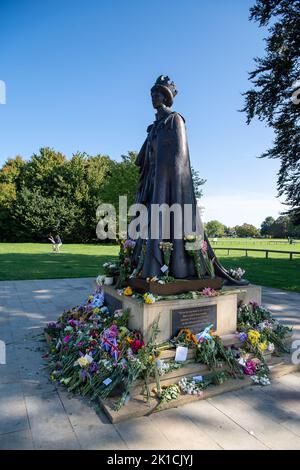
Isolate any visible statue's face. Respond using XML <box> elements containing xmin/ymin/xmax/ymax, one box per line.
<box><xmin>151</xmin><ymin>88</ymin><xmax>166</xmax><ymax>109</ymax></box>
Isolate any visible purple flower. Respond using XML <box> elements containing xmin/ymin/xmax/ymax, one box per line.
<box><xmin>239</xmin><ymin>332</ymin><xmax>248</xmax><ymax>342</ymax></box>
<box><xmin>89</xmin><ymin>362</ymin><xmax>99</xmax><ymax>373</ymax></box>
<box><xmin>63</xmin><ymin>334</ymin><xmax>71</xmax><ymax>343</ymax></box>
<box><xmin>249</xmin><ymin>300</ymin><xmax>259</xmax><ymax>309</ymax></box>
<box><xmin>123</xmin><ymin>239</ymin><xmax>136</xmax><ymax>251</ymax></box>
<box><xmin>79</xmin><ymin>369</ymin><xmax>88</xmax><ymax>381</ymax></box>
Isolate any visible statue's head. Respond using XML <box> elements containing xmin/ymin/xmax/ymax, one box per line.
<box><xmin>151</xmin><ymin>75</ymin><xmax>177</xmax><ymax>109</ymax></box>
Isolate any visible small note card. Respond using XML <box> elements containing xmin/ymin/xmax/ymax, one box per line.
<box><xmin>175</xmin><ymin>346</ymin><xmax>188</xmax><ymax>362</ymax></box>
<box><xmin>103</xmin><ymin>377</ymin><xmax>112</xmax><ymax>386</ymax></box>
<box><xmin>192</xmin><ymin>375</ymin><xmax>203</xmax><ymax>383</ymax></box>
<box><xmin>161</xmin><ymin>264</ymin><xmax>168</xmax><ymax>273</ymax></box>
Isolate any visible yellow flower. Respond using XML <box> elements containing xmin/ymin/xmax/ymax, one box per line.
<box><xmin>124</xmin><ymin>286</ymin><xmax>133</xmax><ymax>296</ymax></box>
<box><xmin>143</xmin><ymin>292</ymin><xmax>156</xmax><ymax>304</ymax></box>
<box><xmin>248</xmin><ymin>329</ymin><xmax>261</xmax><ymax>347</ymax></box>
<box><xmin>78</xmin><ymin>357</ymin><xmax>89</xmax><ymax>368</ymax></box>
<box><xmin>88</xmin><ymin>295</ymin><xmax>94</xmax><ymax>301</ymax></box>
<box><xmin>259</xmin><ymin>341</ymin><xmax>268</xmax><ymax>352</ymax></box>
<box><xmin>93</xmin><ymin>307</ymin><xmax>100</xmax><ymax>314</ymax></box>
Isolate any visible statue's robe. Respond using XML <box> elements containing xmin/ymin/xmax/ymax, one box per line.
<box><xmin>133</xmin><ymin>108</ymin><xmax>248</xmax><ymax>285</ymax></box>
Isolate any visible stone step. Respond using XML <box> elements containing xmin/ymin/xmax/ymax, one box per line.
<box><xmin>100</xmin><ymin>354</ymin><xmax>300</xmax><ymax>423</ymax></box>
<box><xmin>130</xmin><ymin>361</ymin><xmax>217</xmax><ymax>397</ymax></box>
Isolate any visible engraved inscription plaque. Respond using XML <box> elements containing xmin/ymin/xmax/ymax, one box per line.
<box><xmin>171</xmin><ymin>304</ymin><xmax>217</xmax><ymax>336</ymax></box>
<box><xmin>104</xmin><ymin>292</ymin><xmax>123</xmax><ymax>313</ymax></box>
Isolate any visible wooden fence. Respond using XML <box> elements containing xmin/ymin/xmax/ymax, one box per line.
<box><xmin>214</xmin><ymin>247</ymin><xmax>300</xmax><ymax>260</ymax></box>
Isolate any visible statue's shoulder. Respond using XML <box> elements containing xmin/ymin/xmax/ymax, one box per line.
<box><xmin>165</xmin><ymin>111</ymin><xmax>186</xmax><ymax>128</ymax></box>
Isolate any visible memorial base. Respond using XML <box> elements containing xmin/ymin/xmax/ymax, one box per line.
<box><xmin>103</xmin><ymin>284</ymin><xmax>262</xmax><ymax>344</ymax></box>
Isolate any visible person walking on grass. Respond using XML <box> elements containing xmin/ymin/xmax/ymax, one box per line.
<box><xmin>48</xmin><ymin>234</ymin><xmax>56</xmax><ymax>253</ymax></box>
<box><xmin>55</xmin><ymin>234</ymin><xmax>62</xmax><ymax>253</ymax></box>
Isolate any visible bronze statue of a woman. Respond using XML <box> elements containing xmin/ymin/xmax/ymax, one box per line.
<box><xmin>132</xmin><ymin>75</ymin><xmax>248</xmax><ymax>286</ymax></box>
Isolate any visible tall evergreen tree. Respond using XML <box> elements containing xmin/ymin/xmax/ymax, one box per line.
<box><xmin>242</xmin><ymin>0</ymin><xmax>300</xmax><ymax>222</ymax></box>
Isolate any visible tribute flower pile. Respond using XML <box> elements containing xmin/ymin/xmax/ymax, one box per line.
<box><xmin>44</xmin><ymin>287</ymin><xmax>162</xmax><ymax>410</ymax></box>
<box><xmin>44</xmin><ymin>285</ymin><xmax>292</xmax><ymax>413</ymax></box>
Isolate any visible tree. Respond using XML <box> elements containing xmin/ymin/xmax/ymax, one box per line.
<box><xmin>0</xmin><ymin>156</ymin><xmax>25</xmax><ymax>241</ymax></box>
<box><xmin>205</xmin><ymin>220</ymin><xmax>225</xmax><ymax>237</ymax></box>
<box><xmin>234</xmin><ymin>223</ymin><xmax>259</xmax><ymax>237</ymax></box>
<box><xmin>242</xmin><ymin>0</ymin><xmax>300</xmax><ymax>223</ymax></box>
<box><xmin>260</xmin><ymin>216</ymin><xmax>275</xmax><ymax>236</ymax></box>
<box><xmin>0</xmin><ymin>148</ymin><xmax>143</xmax><ymax>242</ymax></box>
<box><xmin>269</xmin><ymin>215</ymin><xmax>290</xmax><ymax>238</ymax></box>
<box><xmin>191</xmin><ymin>168</ymin><xmax>206</xmax><ymax>199</ymax></box>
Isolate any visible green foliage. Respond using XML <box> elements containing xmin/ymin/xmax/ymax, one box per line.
<box><xmin>242</xmin><ymin>0</ymin><xmax>300</xmax><ymax>223</ymax></box>
<box><xmin>234</xmin><ymin>223</ymin><xmax>259</xmax><ymax>238</ymax></box>
<box><xmin>205</xmin><ymin>220</ymin><xmax>225</xmax><ymax>237</ymax></box>
<box><xmin>260</xmin><ymin>215</ymin><xmax>300</xmax><ymax>238</ymax></box>
<box><xmin>0</xmin><ymin>148</ymin><xmax>140</xmax><ymax>242</ymax></box>
<box><xmin>191</xmin><ymin>167</ymin><xmax>206</xmax><ymax>199</ymax></box>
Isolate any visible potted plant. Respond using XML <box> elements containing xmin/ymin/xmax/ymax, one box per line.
<box><xmin>102</xmin><ymin>262</ymin><xmax>119</xmax><ymax>285</ymax></box>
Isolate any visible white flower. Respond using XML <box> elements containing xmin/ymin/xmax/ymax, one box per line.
<box><xmin>96</xmin><ymin>275</ymin><xmax>106</xmax><ymax>286</ymax></box>
<box><xmin>268</xmin><ymin>342</ymin><xmax>275</xmax><ymax>353</ymax></box>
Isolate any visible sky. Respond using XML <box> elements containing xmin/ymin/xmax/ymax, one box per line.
<box><xmin>0</xmin><ymin>0</ymin><xmax>286</xmax><ymax>227</ymax></box>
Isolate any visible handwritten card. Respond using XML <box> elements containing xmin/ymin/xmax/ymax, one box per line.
<box><xmin>175</xmin><ymin>346</ymin><xmax>188</xmax><ymax>362</ymax></box>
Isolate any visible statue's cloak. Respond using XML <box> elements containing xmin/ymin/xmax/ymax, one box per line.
<box><xmin>133</xmin><ymin>109</ymin><xmax>247</xmax><ymax>285</ymax></box>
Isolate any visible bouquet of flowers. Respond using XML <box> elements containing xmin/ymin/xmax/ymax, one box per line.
<box><xmin>184</xmin><ymin>235</ymin><xmax>215</xmax><ymax>279</ymax></box>
<box><xmin>159</xmin><ymin>241</ymin><xmax>173</xmax><ymax>272</ymax></box>
<box><xmin>228</xmin><ymin>267</ymin><xmax>245</xmax><ymax>280</ymax></box>
<box><xmin>102</xmin><ymin>261</ymin><xmax>119</xmax><ymax>277</ymax></box>
<box><xmin>116</xmin><ymin>239</ymin><xmax>136</xmax><ymax>286</ymax></box>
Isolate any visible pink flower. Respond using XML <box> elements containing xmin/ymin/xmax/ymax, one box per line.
<box><xmin>201</xmin><ymin>287</ymin><xmax>218</xmax><ymax>297</ymax></box>
<box><xmin>63</xmin><ymin>334</ymin><xmax>71</xmax><ymax>343</ymax></box>
<box><xmin>201</xmin><ymin>240</ymin><xmax>208</xmax><ymax>254</ymax></box>
<box><xmin>243</xmin><ymin>359</ymin><xmax>257</xmax><ymax>376</ymax></box>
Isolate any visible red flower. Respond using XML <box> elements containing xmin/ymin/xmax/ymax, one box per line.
<box><xmin>130</xmin><ymin>339</ymin><xmax>145</xmax><ymax>353</ymax></box>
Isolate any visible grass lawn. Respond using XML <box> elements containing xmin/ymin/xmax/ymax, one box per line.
<box><xmin>0</xmin><ymin>242</ymin><xmax>299</xmax><ymax>292</ymax></box>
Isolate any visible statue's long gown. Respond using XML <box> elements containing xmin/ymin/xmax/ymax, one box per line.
<box><xmin>132</xmin><ymin>108</ymin><xmax>248</xmax><ymax>286</ymax></box>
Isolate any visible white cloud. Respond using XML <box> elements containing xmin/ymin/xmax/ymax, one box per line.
<box><xmin>198</xmin><ymin>194</ymin><xmax>286</xmax><ymax>227</ymax></box>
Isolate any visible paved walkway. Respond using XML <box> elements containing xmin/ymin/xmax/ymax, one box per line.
<box><xmin>0</xmin><ymin>278</ymin><xmax>300</xmax><ymax>450</ymax></box>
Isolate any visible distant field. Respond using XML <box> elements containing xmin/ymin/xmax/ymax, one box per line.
<box><xmin>0</xmin><ymin>241</ymin><xmax>299</xmax><ymax>292</ymax></box>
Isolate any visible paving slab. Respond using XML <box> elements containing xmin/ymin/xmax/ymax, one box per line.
<box><xmin>0</xmin><ymin>278</ymin><xmax>300</xmax><ymax>449</ymax></box>
<box><xmin>208</xmin><ymin>391</ymin><xmax>300</xmax><ymax>449</ymax></box>
<box><xmin>0</xmin><ymin>382</ymin><xmax>29</xmax><ymax>435</ymax></box>
<box><xmin>149</xmin><ymin>407</ymin><xmax>221</xmax><ymax>450</ymax></box>
<box><xmin>178</xmin><ymin>399</ymin><xmax>268</xmax><ymax>450</ymax></box>
<box><xmin>0</xmin><ymin>429</ymin><xmax>34</xmax><ymax>450</ymax></box>
<box><xmin>115</xmin><ymin>416</ymin><xmax>173</xmax><ymax>450</ymax></box>
<box><xmin>24</xmin><ymin>392</ymin><xmax>80</xmax><ymax>450</ymax></box>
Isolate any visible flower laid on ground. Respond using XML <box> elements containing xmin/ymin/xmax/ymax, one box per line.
<box><xmin>44</xmin><ymin>290</ymin><xmax>163</xmax><ymax>411</ymax></box>
<box><xmin>243</xmin><ymin>359</ymin><xmax>257</xmax><ymax>376</ymax></box>
<box><xmin>155</xmin><ymin>359</ymin><xmax>182</xmax><ymax>376</ymax></box>
<box><xmin>171</xmin><ymin>328</ymin><xmax>198</xmax><ymax>347</ymax></box>
<box><xmin>143</xmin><ymin>292</ymin><xmax>156</xmax><ymax>304</ymax></box>
<box><xmin>247</xmin><ymin>329</ymin><xmax>261</xmax><ymax>347</ymax></box>
<box><xmin>123</xmin><ymin>286</ymin><xmax>133</xmax><ymax>296</ymax></box>
<box><xmin>251</xmin><ymin>374</ymin><xmax>270</xmax><ymax>386</ymax></box>
<box><xmin>201</xmin><ymin>287</ymin><xmax>219</xmax><ymax>297</ymax></box>
<box><xmin>238</xmin><ymin>332</ymin><xmax>248</xmax><ymax>342</ymax></box>
<box><xmin>178</xmin><ymin>376</ymin><xmax>211</xmax><ymax>396</ymax></box>
<box><xmin>157</xmin><ymin>384</ymin><xmax>180</xmax><ymax>407</ymax></box>
<box><xmin>228</xmin><ymin>267</ymin><xmax>245</xmax><ymax>280</ymax></box>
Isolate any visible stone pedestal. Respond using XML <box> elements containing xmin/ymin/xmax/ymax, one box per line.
<box><xmin>222</xmin><ymin>284</ymin><xmax>262</xmax><ymax>306</ymax></box>
<box><xmin>103</xmin><ymin>284</ymin><xmax>262</xmax><ymax>344</ymax></box>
